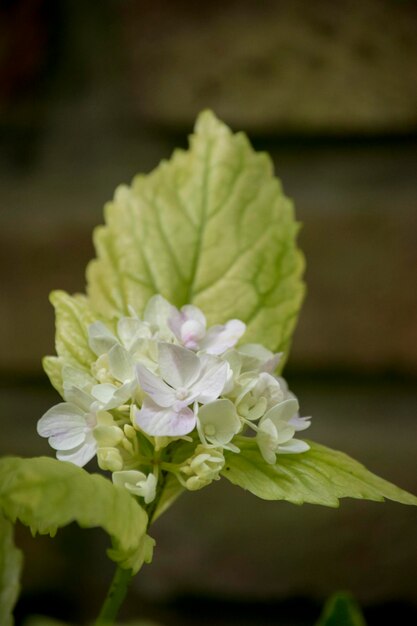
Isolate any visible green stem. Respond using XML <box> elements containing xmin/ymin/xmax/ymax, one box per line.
<box><xmin>94</xmin><ymin>565</ymin><xmax>132</xmax><ymax>626</ymax></box>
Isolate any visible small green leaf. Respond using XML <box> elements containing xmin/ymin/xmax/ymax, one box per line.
<box><xmin>222</xmin><ymin>439</ymin><xmax>417</xmax><ymax>506</ymax></box>
<box><xmin>87</xmin><ymin>110</ymin><xmax>304</xmax><ymax>365</ymax></box>
<box><xmin>0</xmin><ymin>512</ymin><xmax>23</xmax><ymax>626</ymax></box>
<box><xmin>0</xmin><ymin>457</ymin><xmax>154</xmax><ymax>574</ymax></box>
<box><xmin>316</xmin><ymin>592</ymin><xmax>367</xmax><ymax>626</ymax></box>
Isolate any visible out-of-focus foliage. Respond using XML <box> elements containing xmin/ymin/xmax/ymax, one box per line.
<box><xmin>0</xmin><ymin>456</ymin><xmax>154</xmax><ymax>573</ymax></box>
<box><xmin>0</xmin><ymin>512</ymin><xmax>22</xmax><ymax>626</ymax></box>
<box><xmin>316</xmin><ymin>592</ymin><xmax>367</xmax><ymax>626</ymax></box>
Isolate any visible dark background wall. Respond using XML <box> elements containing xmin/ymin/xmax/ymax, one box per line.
<box><xmin>1</xmin><ymin>1</ymin><xmax>416</xmax><ymax>625</ymax></box>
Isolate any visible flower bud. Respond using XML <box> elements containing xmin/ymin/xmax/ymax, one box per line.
<box><xmin>97</xmin><ymin>447</ymin><xmax>124</xmax><ymax>471</ymax></box>
<box><xmin>180</xmin><ymin>445</ymin><xmax>225</xmax><ymax>491</ymax></box>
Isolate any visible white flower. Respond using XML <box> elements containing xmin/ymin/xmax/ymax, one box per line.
<box><xmin>91</xmin><ymin>344</ymin><xmax>137</xmax><ymax>409</ymax></box>
<box><xmin>169</xmin><ymin>302</ymin><xmax>246</xmax><ymax>355</ymax></box>
<box><xmin>256</xmin><ymin>398</ymin><xmax>310</xmax><ymax>464</ymax></box>
<box><xmin>143</xmin><ymin>295</ymin><xmax>176</xmax><ymax>341</ymax></box>
<box><xmin>112</xmin><ymin>470</ymin><xmax>157</xmax><ymax>504</ymax></box>
<box><xmin>135</xmin><ymin>343</ymin><xmax>229</xmax><ymax>436</ymax></box>
<box><xmin>197</xmin><ymin>399</ymin><xmax>241</xmax><ymax>451</ymax></box>
<box><xmin>234</xmin><ymin>372</ymin><xmax>284</xmax><ymax>421</ymax></box>
<box><xmin>37</xmin><ymin>387</ymin><xmax>100</xmax><ymax>467</ymax></box>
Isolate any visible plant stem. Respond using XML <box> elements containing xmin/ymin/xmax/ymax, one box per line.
<box><xmin>93</xmin><ymin>471</ymin><xmax>166</xmax><ymax>624</ymax></box>
<box><xmin>94</xmin><ymin>565</ymin><xmax>132</xmax><ymax>626</ymax></box>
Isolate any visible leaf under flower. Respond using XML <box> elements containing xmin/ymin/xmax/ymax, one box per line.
<box><xmin>0</xmin><ymin>457</ymin><xmax>154</xmax><ymax>573</ymax></box>
<box><xmin>222</xmin><ymin>439</ymin><xmax>417</xmax><ymax>506</ymax></box>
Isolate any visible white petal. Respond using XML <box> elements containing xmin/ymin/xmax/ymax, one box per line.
<box><xmin>201</xmin><ymin>320</ymin><xmax>246</xmax><ymax>355</ymax></box>
<box><xmin>237</xmin><ymin>343</ymin><xmax>281</xmax><ymax>373</ymax></box>
<box><xmin>144</xmin><ymin>295</ymin><xmax>174</xmax><ymax>334</ymax></box>
<box><xmin>62</xmin><ymin>366</ymin><xmax>95</xmax><ymax>392</ymax></box>
<box><xmin>198</xmin><ymin>399</ymin><xmax>240</xmax><ymax>446</ymax></box>
<box><xmin>134</xmin><ymin>398</ymin><xmax>196</xmax><ymax>436</ymax></box>
<box><xmin>63</xmin><ymin>387</ymin><xmax>94</xmax><ymax>412</ymax></box>
<box><xmin>263</xmin><ymin>398</ymin><xmax>299</xmax><ymax>425</ymax></box>
<box><xmin>113</xmin><ymin>470</ymin><xmax>147</xmax><ymax>489</ymax></box>
<box><xmin>276</xmin><ymin>423</ymin><xmax>296</xmax><ymax>444</ymax></box>
<box><xmin>167</xmin><ymin>306</ymin><xmax>183</xmax><ymax>338</ymax></box>
<box><xmin>108</xmin><ymin>344</ymin><xmax>133</xmax><ymax>382</ymax></box>
<box><xmin>37</xmin><ymin>404</ymin><xmax>88</xmax><ymax>450</ymax></box>
<box><xmin>88</xmin><ymin>322</ymin><xmax>118</xmax><ymax>356</ymax></box>
<box><xmin>289</xmin><ymin>414</ymin><xmax>312</xmax><ymax>432</ymax></box>
<box><xmin>91</xmin><ymin>383</ymin><xmax>118</xmax><ymax>406</ymax></box>
<box><xmin>235</xmin><ymin>374</ymin><xmax>258</xmax><ymax>406</ymax></box>
<box><xmin>132</xmin><ymin>473</ymin><xmax>157</xmax><ymax>504</ymax></box>
<box><xmin>278</xmin><ymin>439</ymin><xmax>310</xmax><ymax>454</ymax></box>
<box><xmin>158</xmin><ymin>343</ymin><xmax>200</xmax><ymax>388</ymax></box>
<box><xmin>92</xmin><ymin>381</ymin><xmax>135</xmax><ymax>410</ymax></box>
<box><xmin>57</xmin><ymin>437</ymin><xmax>97</xmax><ymax>467</ymax></box>
<box><xmin>181</xmin><ymin>305</ymin><xmax>206</xmax><ymax>327</ymax></box>
<box><xmin>256</xmin><ymin>419</ymin><xmax>278</xmax><ymax>465</ymax></box>
<box><xmin>192</xmin><ymin>357</ymin><xmax>229</xmax><ymax>404</ymax></box>
<box><xmin>136</xmin><ymin>363</ymin><xmax>176</xmax><ymax>407</ymax></box>
<box><xmin>117</xmin><ymin>317</ymin><xmax>151</xmax><ymax>350</ymax></box>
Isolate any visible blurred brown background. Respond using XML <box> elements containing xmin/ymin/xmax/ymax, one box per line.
<box><xmin>0</xmin><ymin>1</ymin><xmax>416</xmax><ymax>625</ymax></box>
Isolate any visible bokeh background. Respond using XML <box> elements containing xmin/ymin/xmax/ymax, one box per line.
<box><xmin>1</xmin><ymin>1</ymin><xmax>416</xmax><ymax>624</ymax></box>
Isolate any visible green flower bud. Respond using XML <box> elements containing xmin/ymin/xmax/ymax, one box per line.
<box><xmin>97</xmin><ymin>447</ymin><xmax>124</xmax><ymax>471</ymax></box>
<box><xmin>180</xmin><ymin>445</ymin><xmax>225</xmax><ymax>491</ymax></box>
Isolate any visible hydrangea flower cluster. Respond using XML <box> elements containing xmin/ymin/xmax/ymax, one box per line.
<box><xmin>37</xmin><ymin>296</ymin><xmax>311</xmax><ymax>503</ymax></box>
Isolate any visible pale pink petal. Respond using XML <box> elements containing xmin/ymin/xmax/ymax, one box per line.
<box><xmin>136</xmin><ymin>363</ymin><xmax>176</xmax><ymax>407</ymax></box>
<box><xmin>134</xmin><ymin>398</ymin><xmax>196</xmax><ymax>436</ymax></box>
<box><xmin>180</xmin><ymin>319</ymin><xmax>206</xmax><ymax>349</ymax></box>
<box><xmin>158</xmin><ymin>343</ymin><xmax>200</xmax><ymax>388</ymax></box>
<box><xmin>200</xmin><ymin>319</ymin><xmax>246</xmax><ymax>355</ymax></box>
<box><xmin>168</xmin><ymin>305</ymin><xmax>206</xmax><ymax>346</ymax></box>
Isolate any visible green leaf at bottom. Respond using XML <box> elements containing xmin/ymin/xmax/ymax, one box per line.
<box><xmin>0</xmin><ymin>457</ymin><xmax>154</xmax><ymax>574</ymax></box>
<box><xmin>316</xmin><ymin>592</ymin><xmax>367</xmax><ymax>626</ymax></box>
<box><xmin>222</xmin><ymin>439</ymin><xmax>417</xmax><ymax>507</ymax></box>
<box><xmin>0</xmin><ymin>512</ymin><xmax>22</xmax><ymax>626</ymax></box>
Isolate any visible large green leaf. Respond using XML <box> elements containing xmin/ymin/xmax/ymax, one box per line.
<box><xmin>316</xmin><ymin>592</ymin><xmax>367</xmax><ymax>626</ymax></box>
<box><xmin>0</xmin><ymin>457</ymin><xmax>154</xmax><ymax>574</ymax></box>
<box><xmin>87</xmin><ymin>110</ymin><xmax>304</xmax><ymax>362</ymax></box>
<box><xmin>0</xmin><ymin>512</ymin><xmax>22</xmax><ymax>626</ymax></box>
<box><xmin>222</xmin><ymin>439</ymin><xmax>417</xmax><ymax>506</ymax></box>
